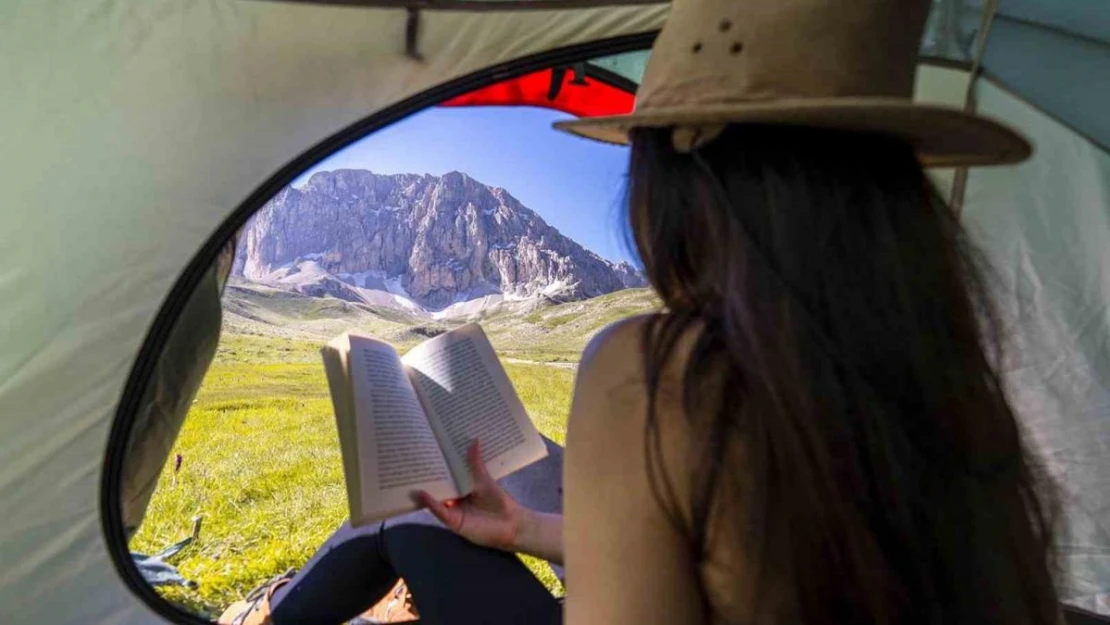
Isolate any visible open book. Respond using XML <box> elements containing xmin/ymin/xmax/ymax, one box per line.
<box><xmin>321</xmin><ymin>323</ymin><xmax>548</xmax><ymax>527</ymax></box>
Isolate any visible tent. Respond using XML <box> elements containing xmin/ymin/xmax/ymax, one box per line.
<box><xmin>0</xmin><ymin>0</ymin><xmax>1107</xmax><ymax>623</ymax></box>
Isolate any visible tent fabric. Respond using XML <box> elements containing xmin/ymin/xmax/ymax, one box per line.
<box><xmin>268</xmin><ymin>0</ymin><xmax>661</xmax><ymax>7</ymax></box>
<box><xmin>0</xmin><ymin>3</ymin><xmax>666</xmax><ymax>624</ymax></box>
<box><xmin>121</xmin><ymin>264</ymin><xmax>224</xmax><ymax>539</ymax></box>
<box><xmin>440</xmin><ymin>66</ymin><xmax>635</xmax><ymax>116</ymax></box>
<box><xmin>586</xmin><ymin>49</ymin><xmax>652</xmax><ymax>85</ymax></box>
<box><xmin>921</xmin><ymin>0</ymin><xmax>983</xmax><ymax>61</ymax></box>
<box><xmin>964</xmin><ymin>79</ymin><xmax>1110</xmax><ymax>615</ymax></box>
<box><xmin>1000</xmin><ymin>0</ymin><xmax>1110</xmax><ymax>47</ymax></box>
<box><xmin>921</xmin><ymin>0</ymin><xmax>1110</xmax><ymax>150</ymax></box>
<box><xmin>1</xmin><ymin>0</ymin><xmax>1109</xmax><ymax>624</ymax></box>
<box><xmin>984</xmin><ymin>12</ymin><xmax>1110</xmax><ymax>151</ymax></box>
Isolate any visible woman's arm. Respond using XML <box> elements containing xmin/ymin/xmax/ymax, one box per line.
<box><xmin>511</xmin><ymin>508</ymin><xmax>564</xmax><ymax>565</ymax></box>
<box><xmin>417</xmin><ymin>441</ymin><xmax>564</xmax><ymax>565</ymax></box>
<box><xmin>564</xmin><ymin>317</ymin><xmax>706</xmax><ymax>625</ymax></box>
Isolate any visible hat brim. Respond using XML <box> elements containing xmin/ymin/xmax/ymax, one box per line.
<box><xmin>553</xmin><ymin>98</ymin><xmax>1031</xmax><ymax>167</ymax></box>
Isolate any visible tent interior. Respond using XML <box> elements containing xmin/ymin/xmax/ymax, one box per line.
<box><xmin>0</xmin><ymin>1</ymin><xmax>1107</xmax><ymax>624</ymax></box>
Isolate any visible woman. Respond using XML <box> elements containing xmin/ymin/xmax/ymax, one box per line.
<box><xmin>264</xmin><ymin>0</ymin><xmax>1062</xmax><ymax>623</ymax></box>
<box><xmin>553</xmin><ymin>121</ymin><xmax>1062</xmax><ymax>625</ymax></box>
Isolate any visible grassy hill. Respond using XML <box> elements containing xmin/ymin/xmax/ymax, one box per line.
<box><xmin>220</xmin><ymin>281</ymin><xmax>662</xmax><ymax>363</ymax></box>
<box><xmin>132</xmin><ymin>355</ymin><xmax>578</xmax><ymax>617</ymax></box>
<box><xmin>131</xmin><ymin>283</ymin><xmax>660</xmax><ymax>617</ymax></box>
<box><xmin>477</xmin><ymin>287</ymin><xmax>662</xmax><ymax>362</ymax></box>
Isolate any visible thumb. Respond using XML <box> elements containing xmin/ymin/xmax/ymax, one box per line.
<box><xmin>415</xmin><ymin>491</ymin><xmax>461</xmax><ymax>532</ymax></box>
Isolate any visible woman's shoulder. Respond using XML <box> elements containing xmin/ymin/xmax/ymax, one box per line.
<box><xmin>571</xmin><ymin>312</ymin><xmax>707</xmax><ymax>447</ymax></box>
<box><xmin>567</xmin><ymin>314</ymin><xmax>709</xmax><ymax>552</ymax></box>
<box><xmin>579</xmin><ymin>313</ymin><xmax>704</xmax><ymax>392</ymax></box>
<box><xmin>570</xmin><ymin>316</ymin><xmax>653</xmax><ymax>426</ymax></box>
<box><xmin>562</xmin><ymin>317</ymin><xmax>713</xmax><ymax>625</ymax></box>
<box><xmin>580</xmin><ymin>313</ymin><xmax>655</xmax><ymax>370</ymax></box>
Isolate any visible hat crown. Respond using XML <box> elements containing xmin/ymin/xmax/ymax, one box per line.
<box><xmin>637</xmin><ymin>0</ymin><xmax>932</xmax><ymax>111</ymax></box>
<box><xmin>553</xmin><ymin>0</ymin><xmax>1031</xmax><ymax>168</ymax></box>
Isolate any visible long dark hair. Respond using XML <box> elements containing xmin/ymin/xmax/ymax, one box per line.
<box><xmin>628</xmin><ymin>125</ymin><xmax>1059</xmax><ymax>625</ymax></box>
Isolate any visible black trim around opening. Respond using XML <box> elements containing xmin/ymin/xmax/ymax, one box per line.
<box><xmin>99</xmin><ymin>30</ymin><xmax>654</xmax><ymax>625</ymax></box>
<box><xmin>582</xmin><ymin>62</ymin><xmax>639</xmax><ymax>95</ymax></box>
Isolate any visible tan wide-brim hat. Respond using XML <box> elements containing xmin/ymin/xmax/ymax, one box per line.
<box><xmin>555</xmin><ymin>0</ymin><xmax>1031</xmax><ymax>168</ymax></box>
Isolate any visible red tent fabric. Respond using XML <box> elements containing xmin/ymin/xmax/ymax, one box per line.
<box><xmin>441</xmin><ymin>67</ymin><xmax>634</xmax><ymax>117</ymax></box>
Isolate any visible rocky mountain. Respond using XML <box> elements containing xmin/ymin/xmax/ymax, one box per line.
<box><xmin>233</xmin><ymin>169</ymin><xmax>645</xmax><ymax>314</ymax></box>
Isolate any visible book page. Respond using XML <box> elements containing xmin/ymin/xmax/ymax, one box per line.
<box><xmin>402</xmin><ymin>324</ymin><xmax>547</xmax><ymax>494</ymax></box>
<box><xmin>321</xmin><ymin>336</ymin><xmax>363</xmax><ymax>523</ymax></box>
<box><xmin>346</xmin><ymin>336</ymin><xmax>458</xmax><ymax>523</ymax></box>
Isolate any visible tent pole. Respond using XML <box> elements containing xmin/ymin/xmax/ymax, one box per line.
<box><xmin>950</xmin><ymin>0</ymin><xmax>999</xmax><ymax>217</ymax></box>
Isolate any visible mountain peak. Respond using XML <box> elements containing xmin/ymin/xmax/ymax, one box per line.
<box><xmin>305</xmin><ymin>168</ymin><xmax>373</xmax><ymax>184</ymax></box>
<box><xmin>237</xmin><ymin>170</ymin><xmax>646</xmax><ymax>311</ymax></box>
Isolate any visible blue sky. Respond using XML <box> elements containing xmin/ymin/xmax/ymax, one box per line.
<box><xmin>292</xmin><ymin>106</ymin><xmax>637</xmax><ymax>264</ymax></box>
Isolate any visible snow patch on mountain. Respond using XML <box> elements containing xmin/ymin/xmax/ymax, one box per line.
<box><xmin>234</xmin><ymin>169</ymin><xmax>646</xmax><ymax>317</ymax></box>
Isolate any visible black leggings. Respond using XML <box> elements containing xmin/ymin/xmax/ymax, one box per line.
<box><xmin>270</xmin><ymin>438</ymin><xmax>566</xmax><ymax>625</ymax></box>
<box><xmin>269</xmin><ymin>510</ymin><xmax>561</xmax><ymax>625</ymax></box>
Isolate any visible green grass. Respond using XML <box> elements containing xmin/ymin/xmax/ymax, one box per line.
<box><xmin>504</xmin><ymin>362</ymin><xmax>575</xmax><ymax>446</ymax></box>
<box><xmin>130</xmin><ymin>333</ymin><xmax>574</xmax><ymax>618</ymax></box>
<box><xmin>539</xmin><ymin>312</ymin><xmax>578</xmax><ymax>329</ymax></box>
<box><xmin>213</xmin><ymin>333</ymin><xmax>323</xmax><ymax>365</ymax></box>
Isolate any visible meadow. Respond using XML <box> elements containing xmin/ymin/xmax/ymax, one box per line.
<box><xmin>129</xmin><ymin>331</ymin><xmax>576</xmax><ymax>618</ymax></box>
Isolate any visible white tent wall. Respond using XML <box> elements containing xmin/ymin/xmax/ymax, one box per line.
<box><xmin>911</xmin><ymin>63</ymin><xmax>1110</xmax><ymax>616</ymax></box>
<box><xmin>919</xmin><ymin>1</ymin><xmax>1110</xmax><ymax>607</ymax></box>
<box><xmin>911</xmin><ymin>59</ymin><xmax>1110</xmax><ymax>615</ymax></box>
<box><xmin>0</xmin><ymin>2</ymin><xmax>665</xmax><ymax>624</ymax></box>
<box><xmin>963</xmin><ymin>80</ymin><xmax>1110</xmax><ymax>615</ymax></box>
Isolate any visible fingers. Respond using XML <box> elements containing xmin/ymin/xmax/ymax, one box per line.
<box><xmin>414</xmin><ymin>491</ymin><xmax>461</xmax><ymax>532</ymax></box>
<box><xmin>467</xmin><ymin>439</ymin><xmax>493</xmax><ymax>484</ymax></box>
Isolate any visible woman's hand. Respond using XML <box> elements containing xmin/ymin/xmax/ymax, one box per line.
<box><xmin>416</xmin><ymin>440</ymin><xmax>564</xmax><ymax>564</ymax></box>
<box><xmin>415</xmin><ymin>440</ymin><xmax>524</xmax><ymax>551</ymax></box>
